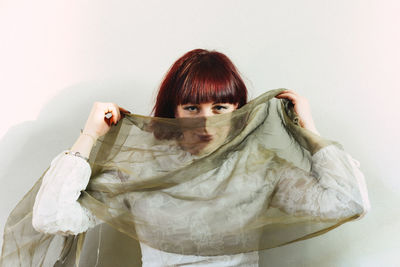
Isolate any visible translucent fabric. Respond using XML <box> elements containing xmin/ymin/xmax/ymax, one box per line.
<box><xmin>0</xmin><ymin>88</ymin><xmax>369</xmax><ymax>266</ymax></box>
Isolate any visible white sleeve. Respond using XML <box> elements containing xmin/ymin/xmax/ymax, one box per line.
<box><xmin>32</xmin><ymin>150</ymin><xmax>102</xmax><ymax>236</ymax></box>
<box><xmin>270</xmin><ymin>144</ymin><xmax>371</xmax><ymax>219</ymax></box>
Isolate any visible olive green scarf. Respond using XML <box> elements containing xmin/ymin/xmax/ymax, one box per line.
<box><xmin>0</xmin><ymin>88</ymin><xmax>364</xmax><ymax>266</ymax></box>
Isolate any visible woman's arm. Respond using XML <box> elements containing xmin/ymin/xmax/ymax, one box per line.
<box><xmin>32</xmin><ymin>150</ymin><xmax>102</xmax><ymax>236</ymax></box>
<box><xmin>272</xmin><ymin>89</ymin><xmax>370</xmax><ymax>218</ymax></box>
<box><xmin>270</xmin><ymin>144</ymin><xmax>370</xmax><ymax>219</ymax></box>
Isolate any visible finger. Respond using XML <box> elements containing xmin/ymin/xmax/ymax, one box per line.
<box><xmin>276</xmin><ymin>90</ymin><xmax>297</xmax><ymax>97</ymax></box>
<box><xmin>275</xmin><ymin>92</ymin><xmax>298</xmax><ymax>103</ymax></box>
<box><xmin>106</xmin><ymin>103</ymin><xmax>118</xmax><ymax>125</ymax></box>
<box><xmin>119</xmin><ymin>107</ymin><xmax>131</xmax><ymax>114</ymax></box>
<box><xmin>119</xmin><ymin>107</ymin><xmax>132</xmax><ymax>121</ymax></box>
<box><xmin>115</xmin><ymin>108</ymin><xmax>120</xmax><ymax>124</ymax></box>
<box><xmin>276</xmin><ymin>92</ymin><xmax>296</xmax><ymax>99</ymax></box>
<box><xmin>276</xmin><ymin>92</ymin><xmax>295</xmax><ymax>97</ymax></box>
<box><xmin>104</xmin><ymin>115</ymin><xmax>112</xmax><ymax>127</ymax></box>
<box><xmin>113</xmin><ymin>104</ymin><xmax>122</xmax><ymax>122</ymax></box>
<box><xmin>281</xmin><ymin>89</ymin><xmax>299</xmax><ymax>96</ymax></box>
<box><xmin>118</xmin><ymin>107</ymin><xmax>128</xmax><ymax>119</ymax></box>
<box><xmin>103</xmin><ymin>105</ymin><xmax>113</xmax><ymax>124</ymax></box>
<box><xmin>277</xmin><ymin>91</ymin><xmax>297</xmax><ymax>97</ymax></box>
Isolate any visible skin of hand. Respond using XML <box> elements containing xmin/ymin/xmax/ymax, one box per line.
<box><xmin>274</xmin><ymin>89</ymin><xmax>320</xmax><ymax>135</ymax></box>
<box><xmin>82</xmin><ymin>102</ymin><xmax>131</xmax><ymax>140</ymax></box>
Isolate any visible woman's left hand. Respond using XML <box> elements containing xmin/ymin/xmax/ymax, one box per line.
<box><xmin>275</xmin><ymin>89</ymin><xmax>320</xmax><ymax>135</ymax></box>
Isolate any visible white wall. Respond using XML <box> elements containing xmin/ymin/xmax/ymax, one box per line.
<box><xmin>1</xmin><ymin>0</ymin><xmax>399</xmax><ymax>266</ymax></box>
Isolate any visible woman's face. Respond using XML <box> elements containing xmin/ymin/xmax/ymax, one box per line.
<box><xmin>174</xmin><ymin>102</ymin><xmax>238</xmax><ymax>155</ymax></box>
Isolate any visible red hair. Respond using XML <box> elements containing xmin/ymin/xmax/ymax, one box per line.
<box><xmin>151</xmin><ymin>49</ymin><xmax>248</xmax><ymax>118</ymax></box>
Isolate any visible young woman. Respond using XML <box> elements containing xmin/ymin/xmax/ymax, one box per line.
<box><xmin>32</xmin><ymin>49</ymin><xmax>370</xmax><ymax>266</ymax></box>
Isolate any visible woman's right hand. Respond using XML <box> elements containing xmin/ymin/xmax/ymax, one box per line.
<box><xmin>81</xmin><ymin>102</ymin><xmax>131</xmax><ymax>140</ymax></box>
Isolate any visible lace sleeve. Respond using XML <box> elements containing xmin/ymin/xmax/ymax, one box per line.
<box><xmin>270</xmin><ymin>144</ymin><xmax>371</xmax><ymax>219</ymax></box>
<box><xmin>32</xmin><ymin>150</ymin><xmax>102</xmax><ymax>236</ymax></box>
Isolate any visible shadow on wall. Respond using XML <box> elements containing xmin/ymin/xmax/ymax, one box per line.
<box><xmin>0</xmin><ymin>80</ymin><xmax>150</xmax><ymax>266</ymax></box>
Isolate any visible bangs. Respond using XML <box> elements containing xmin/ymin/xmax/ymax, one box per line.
<box><xmin>176</xmin><ymin>59</ymin><xmax>241</xmax><ymax>105</ymax></box>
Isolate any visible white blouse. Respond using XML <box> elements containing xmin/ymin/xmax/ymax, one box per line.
<box><xmin>32</xmin><ymin>145</ymin><xmax>370</xmax><ymax>266</ymax></box>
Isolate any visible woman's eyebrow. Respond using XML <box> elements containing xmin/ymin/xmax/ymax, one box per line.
<box><xmin>181</xmin><ymin>103</ymin><xmax>197</xmax><ymax>106</ymax></box>
<box><xmin>181</xmin><ymin>102</ymin><xmax>229</xmax><ymax>105</ymax></box>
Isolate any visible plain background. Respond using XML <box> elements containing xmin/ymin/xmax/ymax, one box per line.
<box><xmin>1</xmin><ymin>0</ymin><xmax>399</xmax><ymax>266</ymax></box>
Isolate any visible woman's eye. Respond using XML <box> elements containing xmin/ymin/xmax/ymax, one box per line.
<box><xmin>184</xmin><ymin>106</ymin><xmax>197</xmax><ymax>111</ymax></box>
<box><xmin>214</xmin><ymin>105</ymin><xmax>227</xmax><ymax>111</ymax></box>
